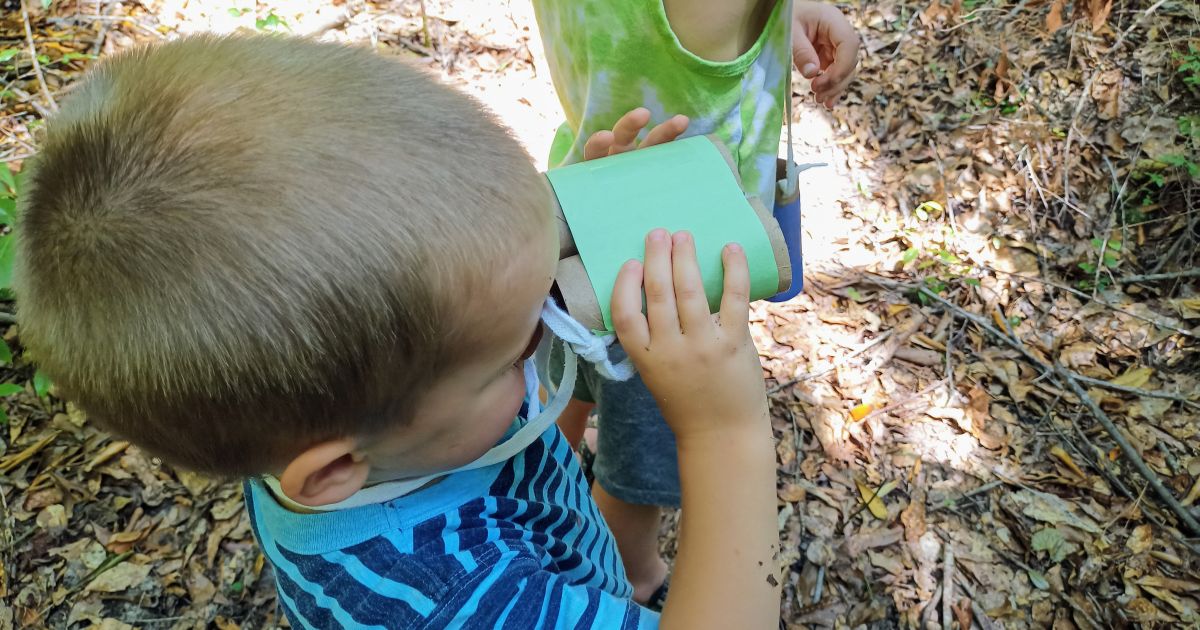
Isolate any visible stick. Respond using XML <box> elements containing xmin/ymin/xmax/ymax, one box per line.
<box><xmin>905</xmin><ymin>283</ymin><xmax>1200</xmax><ymax>537</ymax></box>
<box><xmin>769</xmin><ymin>330</ymin><xmax>894</xmax><ymax>393</ymax></box>
<box><xmin>979</xmin><ymin>265</ymin><xmax>1199</xmax><ymax>340</ymax></box>
<box><xmin>942</xmin><ymin>543</ymin><xmax>954</xmax><ymax>630</ymax></box>
<box><xmin>928</xmin><ymin>480</ymin><xmax>1003</xmax><ymax>513</ymax></box>
<box><xmin>21</xmin><ymin>0</ymin><xmax>58</xmax><ymax>114</ymax></box>
<box><xmin>1116</xmin><ymin>268</ymin><xmax>1200</xmax><ymax>284</ymax></box>
<box><xmin>1101</xmin><ymin>0</ymin><xmax>1169</xmax><ymax>53</ymax></box>
<box><xmin>1056</xmin><ymin>366</ymin><xmax>1200</xmax><ymax>536</ymax></box>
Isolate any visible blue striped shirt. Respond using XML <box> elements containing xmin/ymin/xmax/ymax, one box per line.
<box><xmin>246</xmin><ymin>424</ymin><xmax>660</xmax><ymax>629</ymax></box>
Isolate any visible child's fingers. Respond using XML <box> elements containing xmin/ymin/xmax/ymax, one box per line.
<box><xmin>584</xmin><ymin>130</ymin><xmax>616</xmax><ymax>161</ymax></box>
<box><xmin>608</xmin><ymin>108</ymin><xmax>651</xmax><ymax>155</ymax></box>
<box><xmin>611</xmin><ymin>259</ymin><xmax>650</xmax><ymax>350</ymax></box>
<box><xmin>716</xmin><ymin>243</ymin><xmax>750</xmax><ymax>329</ymax></box>
<box><xmin>639</xmin><ymin>115</ymin><xmax>689</xmax><ymax>149</ymax></box>
<box><xmin>670</xmin><ymin>231</ymin><xmax>712</xmax><ymax>335</ymax></box>
<box><xmin>810</xmin><ymin>28</ymin><xmax>859</xmax><ymax>100</ymax></box>
<box><xmin>642</xmin><ymin>228</ymin><xmax>680</xmax><ymax>337</ymax></box>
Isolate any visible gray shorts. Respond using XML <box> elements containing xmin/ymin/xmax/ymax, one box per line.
<box><xmin>536</xmin><ymin>337</ymin><xmax>681</xmax><ymax>508</ymax></box>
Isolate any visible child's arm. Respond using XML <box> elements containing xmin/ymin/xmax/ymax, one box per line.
<box><xmin>662</xmin><ymin>0</ymin><xmax>859</xmax><ymax>107</ymax></box>
<box><xmin>791</xmin><ymin>1</ymin><xmax>860</xmax><ymax>107</ymax></box>
<box><xmin>612</xmin><ymin>232</ymin><xmax>780</xmax><ymax>629</ymax></box>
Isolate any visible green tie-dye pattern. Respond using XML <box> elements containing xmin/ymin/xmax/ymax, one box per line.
<box><xmin>533</xmin><ymin>0</ymin><xmax>792</xmax><ymax>204</ymax></box>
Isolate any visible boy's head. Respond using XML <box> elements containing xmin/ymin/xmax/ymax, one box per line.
<box><xmin>15</xmin><ymin>35</ymin><xmax>558</xmax><ymax>503</ymax></box>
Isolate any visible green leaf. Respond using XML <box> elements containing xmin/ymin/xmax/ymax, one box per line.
<box><xmin>0</xmin><ymin>406</ymin><xmax>7</xmax><ymax>426</ymax></box>
<box><xmin>0</xmin><ymin>383</ymin><xmax>23</xmax><ymax>397</ymax></box>
<box><xmin>1078</xmin><ymin>262</ymin><xmax>1096</xmax><ymax>274</ymax></box>
<box><xmin>963</xmin><ymin>277</ymin><xmax>981</xmax><ymax>287</ymax></box>
<box><xmin>58</xmin><ymin>52</ymin><xmax>98</xmax><ymax>64</ymax></box>
<box><xmin>0</xmin><ymin>49</ymin><xmax>19</xmax><ymax>64</ymax></box>
<box><xmin>36</xmin><ymin>54</ymin><xmax>50</xmax><ymax>66</ymax></box>
<box><xmin>0</xmin><ymin>164</ymin><xmax>16</xmax><ymax>196</ymax></box>
<box><xmin>0</xmin><ymin>338</ymin><xmax>11</xmax><ymax>365</ymax></box>
<box><xmin>0</xmin><ymin>233</ymin><xmax>13</xmax><ymax>291</ymax></box>
<box><xmin>846</xmin><ymin>287</ymin><xmax>863</xmax><ymax>301</ymax></box>
<box><xmin>1031</xmin><ymin>528</ymin><xmax>1065</xmax><ymax>553</ymax></box>
<box><xmin>32</xmin><ymin>370</ymin><xmax>51</xmax><ymax>398</ymax></box>
<box><xmin>1027</xmin><ymin>569</ymin><xmax>1050</xmax><ymax>590</ymax></box>
<box><xmin>41</xmin><ymin>0</ymin><xmax>52</xmax><ymax>9</ymax></box>
<box><xmin>901</xmin><ymin>247</ymin><xmax>920</xmax><ymax>265</ymax></box>
<box><xmin>936</xmin><ymin>249</ymin><xmax>960</xmax><ymax>264</ymax></box>
<box><xmin>0</xmin><ymin>198</ymin><xmax>14</xmax><ymax>224</ymax></box>
<box><xmin>1103</xmin><ymin>253</ymin><xmax>1120</xmax><ymax>269</ymax></box>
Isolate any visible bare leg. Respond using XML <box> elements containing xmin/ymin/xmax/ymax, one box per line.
<box><xmin>557</xmin><ymin>398</ymin><xmax>594</xmax><ymax>449</ymax></box>
<box><xmin>593</xmin><ymin>482</ymin><xmax>670</xmax><ymax>604</ymax></box>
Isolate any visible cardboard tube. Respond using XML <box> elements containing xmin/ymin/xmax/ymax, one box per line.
<box><xmin>710</xmin><ymin>134</ymin><xmax>791</xmax><ymax>295</ymax></box>
<box><xmin>547</xmin><ymin>179</ymin><xmax>577</xmax><ymax>259</ymax></box>
<box><xmin>556</xmin><ymin>255</ymin><xmax>603</xmax><ymax>332</ymax></box>
<box><xmin>748</xmin><ymin>195</ymin><xmax>792</xmax><ymax>294</ymax></box>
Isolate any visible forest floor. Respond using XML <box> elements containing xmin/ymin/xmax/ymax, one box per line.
<box><xmin>1</xmin><ymin>1</ymin><xmax>1199</xmax><ymax>628</ymax></box>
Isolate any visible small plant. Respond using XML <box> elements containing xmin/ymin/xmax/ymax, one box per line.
<box><xmin>1175</xmin><ymin>43</ymin><xmax>1200</xmax><ymax>87</ymax></box>
<box><xmin>256</xmin><ymin>9</ymin><xmax>290</xmax><ymax>32</ymax></box>
<box><xmin>1076</xmin><ymin>238</ymin><xmax>1122</xmax><ymax>291</ymax></box>
<box><xmin>0</xmin><ymin>163</ymin><xmax>18</xmax><ymax>294</ymax></box>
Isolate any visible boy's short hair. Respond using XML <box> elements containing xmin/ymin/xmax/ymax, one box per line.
<box><xmin>15</xmin><ymin>35</ymin><xmax>549</xmax><ymax>475</ymax></box>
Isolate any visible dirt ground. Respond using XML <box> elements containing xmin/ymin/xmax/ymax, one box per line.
<box><xmin>2</xmin><ymin>1</ymin><xmax>1199</xmax><ymax>628</ymax></box>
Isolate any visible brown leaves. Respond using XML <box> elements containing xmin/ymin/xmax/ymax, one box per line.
<box><xmin>1090</xmin><ymin>68</ymin><xmax>1123</xmax><ymax>120</ymax></box>
<box><xmin>1075</xmin><ymin>0</ymin><xmax>1114</xmax><ymax>33</ymax></box>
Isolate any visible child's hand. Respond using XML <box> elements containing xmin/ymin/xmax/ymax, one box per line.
<box><xmin>792</xmin><ymin>1</ymin><xmax>860</xmax><ymax>107</ymax></box>
<box><xmin>583</xmin><ymin>108</ymin><xmax>690</xmax><ymax>160</ymax></box>
<box><xmin>611</xmin><ymin>229</ymin><xmax>768</xmax><ymax>445</ymax></box>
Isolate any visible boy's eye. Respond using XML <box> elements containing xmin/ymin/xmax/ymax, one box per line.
<box><xmin>514</xmin><ymin>322</ymin><xmax>545</xmax><ymax>366</ymax></box>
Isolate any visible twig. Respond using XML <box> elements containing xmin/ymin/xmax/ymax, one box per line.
<box><xmin>975</xmin><ymin>264</ymin><xmax>1199</xmax><ymax>340</ymax></box>
<box><xmin>419</xmin><ymin>0</ymin><xmax>432</xmax><ymax>48</ymax></box>
<box><xmin>942</xmin><ymin>543</ymin><xmax>954</xmax><ymax>630</ymax></box>
<box><xmin>1061</xmin><ymin>70</ymin><xmax>1097</xmax><ymax>216</ymax></box>
<box><xmin>812</xmin><ymin>564</ymin><xmax>825</xmax><ymax>604</ymax></box>
<box><xmin>887</xmin><ymin>8</ymin><xmax>922</xmax><ymax>60</ymax></box>
<box><xmin>1055</xmin><ymin>366</ymin><xmax>1200</xmax><ymax>537</ymax></box>
<box><xmin>769</xmin><ymin>330</ymin><xmax>894</xmax><ymax>393</ymax></box>
<box><xmin>1116</xmin><ymin>268</ymin><xmax>1200</xmax><ymax>284</ymax></box>
<box><xmin>928</xmin><ymin>480</ymin><xmax>1003</xmax><ymax>513</ymax></box>
<box><xmin>1101</xmin><ymin>0</ymin><xmax>1169</xmax><ymax>53</ymax></box>
<box><xmin>894</xmin><ymin>281</ymin><xmax>1200</xmax><ymax>537</ymax></box>
<box><xmin>953</xmin><ymin>577</ymin><xmax>1000</xmax><ymax>630</ymax></box>
<box><xmin>21</xmin><ymin>0</ymin><xmax>58</xmax><ymax>114</ymax></box>
<box><xmin>1070</xmin><ymin>372</ymin><xmax>1200</xmax><ymax>411</ymax></box>
<box><xmin>89</xmin><ymin>0</ymin><xmax>110</xmax><ymax>57</ymax></box>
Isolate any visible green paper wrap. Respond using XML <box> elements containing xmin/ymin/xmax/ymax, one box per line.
<box><xmin>546</xmin><ymin>135</ymin><xmax>784</xmax><ymax>333</ymax></box>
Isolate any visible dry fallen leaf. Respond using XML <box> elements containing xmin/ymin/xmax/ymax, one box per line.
<box><xmin>1049</xmin><ymin>446</ymin><xmax>1087</xmax><ymax>478</ymax></box>
<box><xmin>849</xmin><ymin>403</ymin><xmax>874</xmax><ymax>421</ymax></box>
<box><xmin>84</xmin><ymin>562</ymin><xmax>151</xmax><ymax>594</ymax></box>
<box><xmin>1109</xmin><ymin>366</ymin><xmax>1153</xmax><ymax>389</ymax></box>
<box><xmin>1046</xmin><ymin>0</ymin><xmax>1066</xmax><ymax>32</ymax></box>
<box><xmin>855</xmin><ymin>478</ymin><xmax>897</xmax><ymax>519</ymax></box>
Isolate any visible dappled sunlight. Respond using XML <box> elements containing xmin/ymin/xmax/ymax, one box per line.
<box><xmin>1</xmin><ymin>0</ymin><xmax>1197</xmax><ymax>627</ymax></box>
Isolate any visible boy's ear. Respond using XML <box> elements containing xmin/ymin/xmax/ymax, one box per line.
<box><xmin>278</xmin><ymin>438</ymin><xmax>370</xmax><ymax>507</ymax></box>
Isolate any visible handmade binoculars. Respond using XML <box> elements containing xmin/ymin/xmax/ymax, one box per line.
<box><xmin>547</xmin><ymin>135</ymin><xmax>804</xmax><ymax>333</ymax></box>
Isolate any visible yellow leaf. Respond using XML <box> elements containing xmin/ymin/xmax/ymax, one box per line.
<box><xmin>1182</xmin><ymin>476</ymin><xmax>1200</xmax><ymax>507</ymax></box>
<box><xmin>1109</xmin><ymin>366</ymin><xmax>1153</xmax><ymax>389</ymax></box>
<box><xmin>849</xmin><ymin>403</ymin><xmax>874</xmax><ymax>421</ymax></box>
<box><xmin>855</xmin><ymin>479</ymin><xmax>897</xmax><ymax>519</ymax></box>
<box><xmin>1050</xmin><ymin>445</ymin><xmax>1087</xmax><ymax>478</ymax></box>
